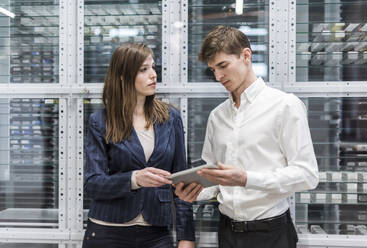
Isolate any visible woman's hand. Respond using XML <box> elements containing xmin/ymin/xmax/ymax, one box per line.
<box><xmin>135</xmin><ymin>167</ymin><xmax>172</xmax><ymax>187</ymax></box>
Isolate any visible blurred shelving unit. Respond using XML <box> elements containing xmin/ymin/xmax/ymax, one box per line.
<box><xmin>83</xmin><ymin>0</ymin><xmax>162</xmax><ymax>83</ymax></box>
<box><xmin>0</xmin><ymin>0</ymin><xmax>366</xmax><ymax>247</ymax></box>
<box><xmin>188</xmin><ymin>0</ymin><xmax>268</xmax><ymax>82</ymax></box>
<box><xmin>296</xmin><ymin>0</ymin><xmax>367</xmax><ymax>82</ymax></box>
<box><xmin>0</xmin><ymin>0</ymin><xmax>59</xmax><ymax>84</ymax></box>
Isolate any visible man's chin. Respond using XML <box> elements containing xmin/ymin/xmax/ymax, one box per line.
<box><xmin>223</xmin><ymin>85</ymin><xmax>233</xmax><ymax>92</ymax></box>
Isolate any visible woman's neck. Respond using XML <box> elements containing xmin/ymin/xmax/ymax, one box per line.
<box><xmin>133</xmin><ymin>95</ymin><xmax>150</xmax><ymax>131</ymax></box>
<box><xmin>134</xmin><ymin>95</ymin><xmax>146</xmax><ymax>116</ymax></box>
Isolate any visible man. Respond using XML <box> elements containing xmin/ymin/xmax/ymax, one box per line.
<box><xmin>175</xmin><ymin>25</ymin><xmax>319</xmax><ymax>248</ymax></box>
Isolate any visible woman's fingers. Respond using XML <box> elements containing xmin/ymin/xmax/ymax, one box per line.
<box><xmin>146</xmin><ymin>167</ymin><xmax>171</xmax><ymax>177</ymax></box>
<box><xmin>136</xmin><ymin>167</ymin><xmax>172</xmax><ymax>187</ymax></box>
<box><xmin>147</xmin><ymin>171</ymin><xmax>172</xmax><ymax>185</ymax></box>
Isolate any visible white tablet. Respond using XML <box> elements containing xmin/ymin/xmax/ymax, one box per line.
<box><xmin>170</xmin><ymin>164</ymin><xmax>218</xmax><ymax>188</ymax></box>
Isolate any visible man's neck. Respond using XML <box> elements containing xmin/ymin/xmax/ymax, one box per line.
<box><xmin>232</xmin><ymin>74</ymin><xmax>258</xmax><ymax>108</ymax></box>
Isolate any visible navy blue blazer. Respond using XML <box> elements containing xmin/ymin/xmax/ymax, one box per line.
<box><xmin>84</xmin><ymin>107</ymin><xmax>195</xmax><ymax>241</ymax></box>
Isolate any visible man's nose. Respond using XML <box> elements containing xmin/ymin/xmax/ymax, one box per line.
<box><xmin>215</xmin><ymin>72</ymin><xmax>224</xmax><ymax>81</ymax></box>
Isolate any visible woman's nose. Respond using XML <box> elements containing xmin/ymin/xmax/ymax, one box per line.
<box><xmin>150</xmin><ymin>68</ymin><xmax>157</xmax><ymax>78</ymax></box>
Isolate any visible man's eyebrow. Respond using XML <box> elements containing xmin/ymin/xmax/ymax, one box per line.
<box><xmin>215</xmin><ymin>61</ymin><xmax>227</xmax><ymax>67</ymax></box>
<box><xmin>208</xmin><ymin>60</ymin><xmax>227</xmax><ymax>70</ymax></box>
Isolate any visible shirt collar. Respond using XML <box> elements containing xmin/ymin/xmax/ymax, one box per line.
<box><xmin>229</xmin><ymin>77</ymin><xmax>266</xmax><ymax>107</ymax></box>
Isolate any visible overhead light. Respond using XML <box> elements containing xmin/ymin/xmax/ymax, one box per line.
<box><xmin>239</xmin><ymin>26</ymin><xmax>268</xmax><ymax>36</ymax></box>
<box><xmin>235</xmin><ymin>0</ymin><xmax>244</xmax><ymax>15</ymax></box>
<box><xmin>109</xmin><ymin>28</ymin><xmax>139</xmax><ymax>38</ymax></box>
<box><xmin>0</xmin><ymin>7</ymin><xmax>15</xmax><ymax>18</ymax></box>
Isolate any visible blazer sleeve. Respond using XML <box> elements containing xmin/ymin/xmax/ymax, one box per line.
<box><xmin>171</xmin><ymin>111</ymin><xmax>196</xmax><ymax>241</ymax></box>
<box><xmin>84</xmin><ymin>113</ymin><xmax>136</xmax><ymax>200</ymax></box>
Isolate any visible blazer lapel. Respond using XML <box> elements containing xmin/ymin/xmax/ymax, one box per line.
<box><xmin>121</xmin><ymin>118</ymin><xmax>174</xmax><ymax>167</ymax></box>
<box><xmin>149</xmin><ymin>119</ymin><xmax>173</xmax><ymax>163</ymax></box>
<box><xmin>122</xmin><ymin>129</ymin><xmax>147</xmax><ymax>166</ymax></box>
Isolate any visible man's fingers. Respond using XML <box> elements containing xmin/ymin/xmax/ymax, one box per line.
<box><xmin>199</xmin><ymin>168</ymin><xmax>220</xmax><ymax>175</ymax></box>
<box><xmin>174</xmin><ymin>182</ymin><xmax>185</xmax><ymax>198</ymax></box>
<box><xmin>183</xmin><ymin>182</ymin><xmax>198</xmax><ymax>195</ymax></box>
<box><xmin>190</xmin><ymin>184</ymin><xmax>203</xmax><ymax>201</ymax></box>
<box><xmin>199</xmin><ymin>173</ymin><xmax>219</xmax><ymax>183</ymax></box>
<box><xmin>192</xmin><ymin>188</ymin><xmax>202</xmax><ymax>201</ymax></box>
<box><xmin>198</xmin><ymin>168</ymin><xmax>227</xmax><ymax>179</ymax></box>
<box><xmin>191</xmin><ymin>184</ymin><xmax>203</xmax><ymax>196</ymax></box>
<box><xmin>174</xmin><ymin>182</ymin><xmax>202</xmax><ymax>202</ymax></box>
<box><xmin>217</xmin><ymin>162</ymin><xmax>226</xmax><ymax>169</ymax></box>
<box><xmin>199</xmin><ymin>172</ymin><xmax>228</xmax><ymax>185</ymax></box>
<box><xmin>182</xmin><ymin>184</ymin><xmax>202</xmax><ymax>202</ymax></box>
<box><xmin>175</xmin><ymin>182</ymin><xmax>184</xmax><ymax>191</ymax></box>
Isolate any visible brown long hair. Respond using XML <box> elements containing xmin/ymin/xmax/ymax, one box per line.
<box><xmin>103</xmin><ymin>43</ymin><xmax>169</xmax><ymax>143</ymax></box>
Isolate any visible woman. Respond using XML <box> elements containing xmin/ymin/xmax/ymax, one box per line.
<box><xmin>83</xmin><ymin>43</ymin><xmax>195</xmax><ymax>248</ymax></box>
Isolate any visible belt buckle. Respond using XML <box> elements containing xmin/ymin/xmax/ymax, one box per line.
<box><xmin>231</xmin><ymin>221</ymin><xmax>247</xmax><ymax>232</ymax></box>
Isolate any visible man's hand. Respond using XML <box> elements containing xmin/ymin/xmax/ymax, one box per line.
<box><xmin>174</xmin><ymin>182</ymin><xmax>203</xmax><ymax>203</ymax></box>
<box><xmin>197</xmin><ymin>162</ymin><xmax>247</xmax><ymax>186</ymax></box>
<box><xmin>178</xmin><ymin>240</ymin><xmax>195</xmax><ymax>248</ymax></box>
<box><xmin>135</xmin><ymin>167</ymin><xmax>172</xmax><ymax>187</ymax></box>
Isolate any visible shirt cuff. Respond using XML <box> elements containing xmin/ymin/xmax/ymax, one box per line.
<box><xmin>197</xmin><ymin>185</ymin><xmax>219</xmax><ymax>201</ymax></box>
<box><xmin>131</xmin><ymin>171</ymin><xmax>141</xmax><ymax>190</ymax></box>
<box><xmin>245</xmin><ymin>171</ymin><xmax>264</xmax><ymax>189</ymax></box>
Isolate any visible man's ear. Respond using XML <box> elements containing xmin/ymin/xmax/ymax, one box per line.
<box><xmin>241</xmin><ymin>48</ymin><xmax>252</xmax><ymax>63</ymax></box>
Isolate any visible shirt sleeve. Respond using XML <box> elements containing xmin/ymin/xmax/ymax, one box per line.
<box><xmin>171</xmin><ymin>111</ymin><xmax>196</xmax><ymax>241</ymax></box>
<box><xmin>246</xmin><ymin>94</ymin><xmax>319</xmax><ymax>195</ymax></box>
<box><xmin>84</xmin><ymin>113</ymin><xmax>137</xmax><ymax>200</ymax></box>
<box><xmin>131</xmin><ymin>171</ymin><xmax>141</xmax><ymax>190</ymax></box>
<box><xmin>198</xmin><ymin>113</ymin><xmax>219</xmax><ymax>201</ymax></box>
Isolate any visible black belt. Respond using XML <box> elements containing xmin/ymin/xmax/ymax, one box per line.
<box><xmin>222</xmin><ymin>209</ymin><xmax>291</xmax><ymax>232</ymax></box>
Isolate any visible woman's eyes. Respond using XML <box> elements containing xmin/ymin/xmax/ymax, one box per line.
<box><xmin>139</xmin><ymin>65</ymin><xmax>155</xmax><ymax>73</ymax></box>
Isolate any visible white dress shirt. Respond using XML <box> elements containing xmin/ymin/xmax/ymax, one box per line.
<box><xmin>198</xmin><ymin>77</ymin><xmax>319</xmax><ymax>221</ymax></box>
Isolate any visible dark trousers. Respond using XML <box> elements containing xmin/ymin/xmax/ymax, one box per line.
<box><xmin>218</xmin><ymin>210</ymin><xmax>298</xmax><ymax>248</ymax></box>
<box><xmin>82</xmin><ymin>220</ymin><xmax>173</xmax><ymax>248</ymax></box>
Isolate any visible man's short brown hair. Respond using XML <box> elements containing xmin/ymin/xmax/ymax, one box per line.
<box><xmin>198</xmin><ymin>25</ymin><xmax>251</xmax><ymax>63</ymax></box>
